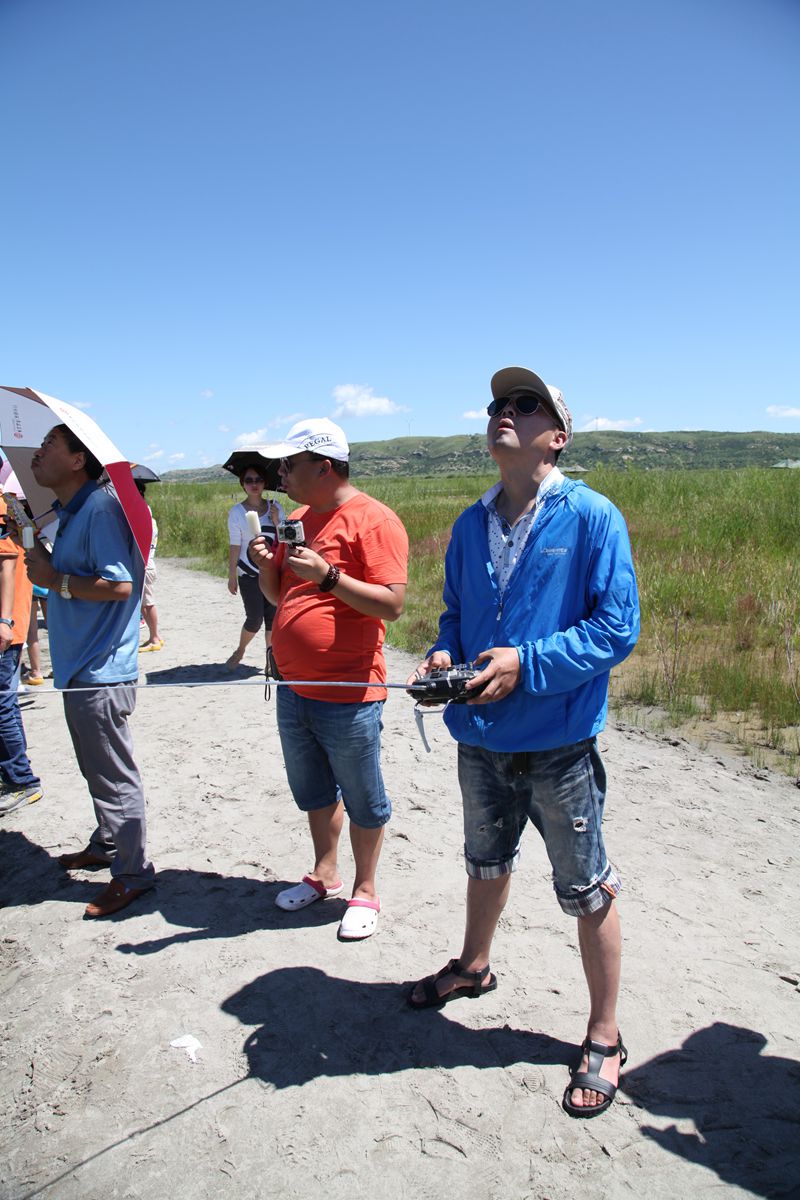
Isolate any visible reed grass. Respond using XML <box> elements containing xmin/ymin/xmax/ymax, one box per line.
<box><xmin>150</xmin><ymin>467</ymin><xmax>800</xmax><ymax>776</ymax></box>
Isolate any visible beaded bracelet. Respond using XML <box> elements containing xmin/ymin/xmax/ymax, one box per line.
<box><xmin>319</xmin><ymin>563</ymin><xmax>340</xmax><ymax>593</ymax></box>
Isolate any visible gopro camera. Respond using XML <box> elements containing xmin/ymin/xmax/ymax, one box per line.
<box><xmin>408</xmin><ymin>664</ymin><xmax>489</xmax><ymax>706</ymax></box>
<box><xmin>277</xmin><ymin>520</ymin><xmax>306</xmax><ymax>547</ymax></box>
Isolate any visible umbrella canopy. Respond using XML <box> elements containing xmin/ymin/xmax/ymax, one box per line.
<box><xmin>129</xmin><ymin>463</ymin><xmax>161</xmax><ymax>483</ymax></box>
<box><xmin>0</xmin><ymin>458</ymin><xmax>23</xmax><ymax>494</ymax></box>
<box><xmin>222</xmin><ymin>448</ymin><xmax>282</xmax><ymax>492</ymax></box>
<box><xmin>98</xmin><ymin>463</ymin><xmax>161</xmax><ymax>486</ymax></box>
<box><xmin>0</xmin><ymin>455</ymin><xmax>60</xmax><ymax>544</ymax></box>
<box><xmin>0</xmin><ymin>386</ymin><xmax>151</xmax><ymax>564</ymax></box>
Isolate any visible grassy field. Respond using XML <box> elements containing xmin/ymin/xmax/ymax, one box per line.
<box><xmin>149</xmin><ymin>468</ymin><xmax>800</xmax><ymax>777</ymax></box>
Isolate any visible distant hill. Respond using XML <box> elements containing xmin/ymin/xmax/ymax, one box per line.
<box><xmin>161</xmin><ymin>430</ymin><xmax>800</xmax><ymax>482</ymax></box>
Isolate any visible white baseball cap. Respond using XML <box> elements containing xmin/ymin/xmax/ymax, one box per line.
<box><xmin>490</xmin><ymin>366</ymin><xmax>573</xmax><ymax>446</ymax></box>
<box><xmin>259</xmin><ymin>418</ymin><xmax>350</xmax><ymax>462</ymax></box>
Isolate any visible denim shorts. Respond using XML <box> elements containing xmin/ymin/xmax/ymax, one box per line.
<box><xmin>457</xmin><ymin>738</ymin><xmax>621</xmax><ymax>917</ymax></box>
<box><xmin>276</xmin><ymin>688</ymin><xmax>391</xmax><ymax>829</ymax></box>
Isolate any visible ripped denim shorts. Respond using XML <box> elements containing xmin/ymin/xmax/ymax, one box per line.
<box><xmin>457</xmin><ymin>738</ymin><xmax>621</xmax><ymax>917</ymax></box>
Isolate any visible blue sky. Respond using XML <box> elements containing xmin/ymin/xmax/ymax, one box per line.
<box><xmin>2</xmin><ymin>0</ymin><xmax>798</xmax><ymax>470</ymax></box>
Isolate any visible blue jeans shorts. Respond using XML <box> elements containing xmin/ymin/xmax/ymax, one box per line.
<box><xmin>276</xmin><ymin>689</ymin><xmax>391</xmax><ymax>830</ymax></box>
<box><xmin>457</xmin><ymin>738</ymin><xmax>621</xmax><ymax>917</ymax></box>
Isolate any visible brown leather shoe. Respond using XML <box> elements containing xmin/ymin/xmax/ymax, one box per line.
<box><xmin>84</xmin><ymin>879</ymin><xmax>148</xmax><ymax>919</ymax></box>
<box><xmin>58</xmin><ymin>848</ymin><xmax>111</xmax><ymax>870</ymax></box>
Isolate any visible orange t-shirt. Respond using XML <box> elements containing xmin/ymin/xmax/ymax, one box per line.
<box><xmin>0</xmin><ymin>499</ymin><xmax>33</xmax><ymax>648</ymax></box>
<box><xmin>271</xmin><ymin>491</ymin><xmax>408</xmax><ymax>702</ymax></box>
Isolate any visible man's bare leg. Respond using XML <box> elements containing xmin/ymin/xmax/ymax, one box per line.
<box><xmin>569</xmin><ymin>900</ymin><xmax>622</xmax><ymax>1110</ymax></box>
<box><xmin>307</xmin><ymin>800</ymin><xmax>345</xmax><ymax>889</ymax></box>
<box><xmin>410</xmin><ymin>873</ymin><xmax>511</xmax><ymax>1004</ymax></box>
<box><xmin>349</xmin><ymin>822</ymin><xmax>384</xmax><ymax>901</ymax></box>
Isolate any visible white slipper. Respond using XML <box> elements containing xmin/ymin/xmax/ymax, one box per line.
<box><xmin>337</xmin><ymin>897</ymin><xmax>380</xmax><ymax>941</ymax></box>
<box><xmin>275</xmin><ymin>874</ymin><xmax>344</xmax><ymax>911</ymax></box>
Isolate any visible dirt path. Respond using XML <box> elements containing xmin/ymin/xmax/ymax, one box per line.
<box><xmin>2</xmin><ymin>558</ymin><xmax>799</xmax><ymax>1200</ymax></box>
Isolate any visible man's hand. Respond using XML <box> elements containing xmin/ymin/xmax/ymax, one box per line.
<box><xmin>0</xmin><ymin>622</ymin><xmax>13</xmax><ymax>653</ymax></box>
<box><xmin>248</xmin><ymin>535</ymin><xmax>276</xmax><ymax>573</ymax></box>
<box><xmin>227</xmin><ymin>576</ymin><xmax>239</xmax><ymax>596</ymax></box>
<box><xmin>466</xmin><ymin>647</ymin><xmax>521</xmax><ymax>704</ymax></box>
<box><xmin>23</xmin><ymin>539</ymin><xmax>57</xmax><ymax>591</ymax></box>
<box><xmin>283</xmin><ymin>547</ymin><xmax>405</xmax><ymax>621</ymax></box>
<box><xmin>4</xmin><ymin>516</ymin><xmax>24</xmax><ymax>550</ymax></box>
<box><xmin>405</xmin><ymin>651</ymin><xmax>453</xmax><ymax>689</ymax></box>
<box><xmin>284</xmin><ymin>545</ymin><xmax>330</xmax><ymax>585</ymax></box>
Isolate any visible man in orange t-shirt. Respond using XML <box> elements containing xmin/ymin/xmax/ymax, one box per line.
<box><xmin>251</xmin><ymin>418</ymin><xmax>408</xmax><ymax>942</ymax></box>
<box><xmin>0</xmin><ymin>497</ymin><xmax>43</xmax><ymax>814</ymax></box>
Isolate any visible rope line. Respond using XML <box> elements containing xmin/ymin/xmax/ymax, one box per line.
<box><xmin>11</xmin><ymin>678</ymin><xmax>428</xmax><ymax>695</ymax></box>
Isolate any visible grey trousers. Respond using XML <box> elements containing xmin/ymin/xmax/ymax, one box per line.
<box><xmin>63</xmin><ymin>682</ymin><xmax>155</xmax><ymax>890</ymax></box>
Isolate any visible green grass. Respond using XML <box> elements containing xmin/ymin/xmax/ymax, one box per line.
<box><xmin>150</xmin><ymin>468</ymin><xmax>800</xmax><ymax>776</ymax></box>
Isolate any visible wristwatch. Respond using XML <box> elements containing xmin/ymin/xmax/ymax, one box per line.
<box><xmin>0</xmin><ymin>617</ymin><xmax>13</xmax><ymax>629</ymax></box>
<box><xmin>60</xmin><ymin>573</ymin><xmax>73</xmax><ymax>600</ymax></box>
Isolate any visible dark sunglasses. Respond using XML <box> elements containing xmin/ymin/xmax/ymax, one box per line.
<box><xmin>242</xmin><ymin>476</ymin><xmax>264</xmax><ymax>484</ymax></box>
<box><xmin>279</xmin><ymin>454</ymin><xmax>319</xmax><ymax>473</ymax></box>
<box><xmin>487</xmin><ymin>392</ymin><xmax>544</xmax><ymax>418</ymax></box>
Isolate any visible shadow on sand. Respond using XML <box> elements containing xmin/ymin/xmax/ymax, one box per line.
<box><xmin>7</xmin><ymin>832</ymin><xmax>799</xmax><ymax>1197</ymax></box>
<box><xmin>620</xmin><ymin>1022</ymin><xmax>800</xmax><ymax>1198</ymax></box>
<box><xmin>0</xmin><ymin>833</ymin><xmax>576</xmax><ymax>1081</ymax></box>
<box><xmin>221</xmin><ymin>964</ymin><xmax>575</xmax><ymax>1088</ymax></box>
<box><xmin>0</xmin><ymin>830</ymin><xmax>344</xmax><ymax>944</ymax></box>
<box><xmin>141</xmin><ymin>661</ymin><xmax>266</xmax><ymax>686</ymax></box>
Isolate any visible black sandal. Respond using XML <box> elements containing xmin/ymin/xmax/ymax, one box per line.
<box><xmin>562</xmin><ymin>1032</ymin><xmax>628</xmax><ymax>1118</ymax></box>
<box><xmin>406</xmin><ymin>957</ymin><xmax>498</xmax><ymax>1010</ymax></box>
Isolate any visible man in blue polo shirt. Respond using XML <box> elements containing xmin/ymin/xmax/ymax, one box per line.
<box><xmin>24</xmin><ymin>424</ymin><xmax>155</xmax><ymax>918</ymax></box>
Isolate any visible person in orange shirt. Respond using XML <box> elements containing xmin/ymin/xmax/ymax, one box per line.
<box><xmin>250</xmin><ymin>419</ymin><xmax>408</xmax><ymax>941</ymax></box>
<box><xmin>0</xmin><ymin>497</ymin><xmax>43</xmax><ymax>814</ymax></box>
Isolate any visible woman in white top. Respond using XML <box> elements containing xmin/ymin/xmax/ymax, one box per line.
<box><xmin>226</xmin><ymin>464</ymin><xmax>285</xmax><ymax>669</ymax></box>
<box><xmin>136</xmin><ymin>479</ymin><xmax>162</xmax><ymax>651</ymax></box>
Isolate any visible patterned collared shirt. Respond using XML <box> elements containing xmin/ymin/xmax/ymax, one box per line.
<box><xmin>483</xmin><ymin>467</ymin><xmax>564</xmax><ymax>595</ymax></box>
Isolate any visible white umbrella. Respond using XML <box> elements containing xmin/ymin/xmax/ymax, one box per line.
<box><xmin>0</xmin><ymin>386</ymin><xmax>151</xmax><ymax>563</ymax></box>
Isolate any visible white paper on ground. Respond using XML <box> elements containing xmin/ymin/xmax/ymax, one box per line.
<box><xmin>170</xmin><ymin>1035</ymin><xmax>202</xmax><ymax>1062</ymax></box>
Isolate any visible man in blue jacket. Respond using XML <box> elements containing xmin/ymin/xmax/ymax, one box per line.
<box><xmin>407</xmin><ymin>366</ymin><xmax>639</xmax><ymax>1119</ymax></box>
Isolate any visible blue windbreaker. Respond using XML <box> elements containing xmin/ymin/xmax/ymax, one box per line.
<box><xmin>430</xmin><ymin>476</ymin><xmax>640</xmax><ymax>752</ymax></box>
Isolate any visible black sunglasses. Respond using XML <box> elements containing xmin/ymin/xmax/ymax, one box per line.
<box><xmin>486</xmin><ymin>392</ymin><xmax>544</xmax><ymax>418</ymax></box>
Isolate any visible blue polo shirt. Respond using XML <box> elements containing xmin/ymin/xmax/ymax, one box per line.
<box><xmin>48</xmin><ymin>481</ymin><xmax>143</xmax><ymax>689</ymax></box>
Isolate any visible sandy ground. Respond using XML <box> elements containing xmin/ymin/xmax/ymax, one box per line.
<box><xmin>1</xmin><ymin>557</ymin><xmax>799</xmax><ymax>1200</ymax></box>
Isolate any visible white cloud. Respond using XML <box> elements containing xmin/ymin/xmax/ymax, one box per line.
<box><xmin>218</xmin><ymin>424</ymin><xmax>230</xmax><ymax>433</ymax></box>
<box><xmin>579</xmin><ymin>417</ymin><xmax>645</xmax><ymax>432</ymax></box>
<box><xmin>168</xmin><ymin>452</ymin><xmax>185</xmax><ymax>462</ymax></box>
<box><xmin>232</xmin><ymin>413</ymin><xmax>307</xmax><ymax>447</ymax></box>
<box><xmin>143</xmin><ymin>449</ymin><xmax>164</xmax><ymax>461</ymax></box>
<box><xmin>200</xmin><ymin>389</ymin><xmax>214</xmax><ymax>399</ymax></box>
<box><xmin>332</xmin><ymin>384</ymin><xmax>409</xmax><ymax>419</ymax></box>
<box><xmin>767</xmin><ymin>405</ymin><xmax>800</xmax><ymax>418</ymax></box>
<box><xmin>234</xmin><ymin>428</ymin><xmax>270</xmax><ymax>447</ymax></box>
<box><xmin>462</xmin><ymin>409</ymin><xmax>487</xmax><ymax>420</ymax></box>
